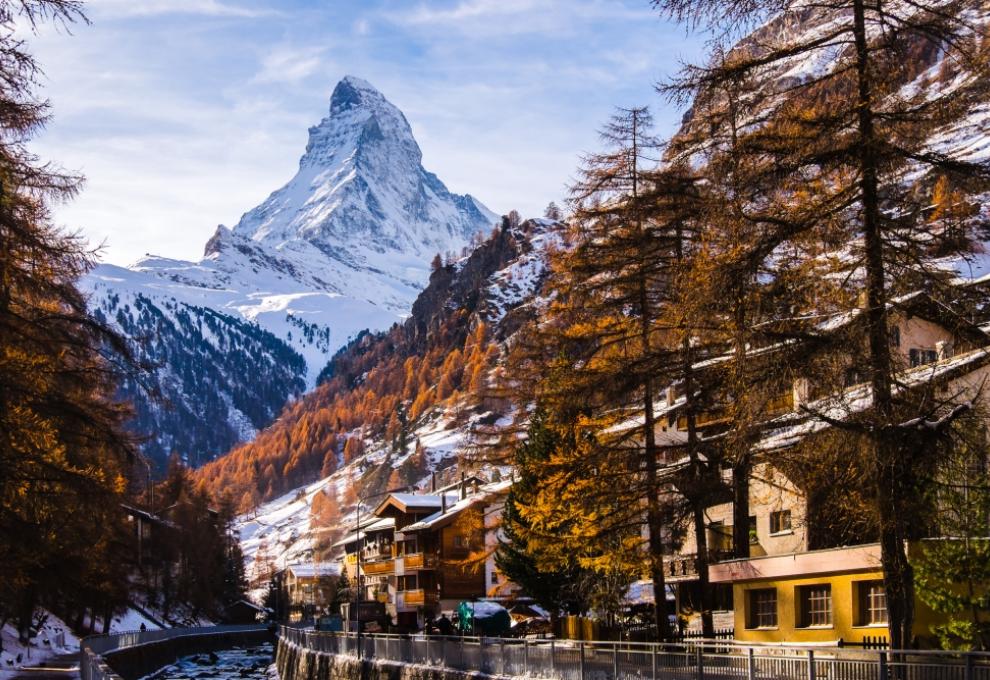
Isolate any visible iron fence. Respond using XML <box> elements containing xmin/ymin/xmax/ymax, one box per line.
<box><xmin>80</xmin><ymin>624</ymin><xmax>269</xmax><ymax>680</ymax></box>
<box><xmin>279</xmin><ymin>626</ymin><xmax>990</xmax><ymax>680</ymax></box>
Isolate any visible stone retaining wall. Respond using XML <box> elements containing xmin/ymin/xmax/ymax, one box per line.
<box><xmin>104</xmin><ymin>629</ymin><xmax>274</xmax><ymax>680</ymax></box>
<box><xmin>276</xmin><ymin>637</ymin><xmax>502</xmax><ymax>680</ymax></box>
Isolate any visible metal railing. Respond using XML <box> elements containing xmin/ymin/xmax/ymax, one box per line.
<box><xmin>279</xmin><ymin>626</ymin><xmax>990</xmax><ymax>680</ymax></box>
<box><xmin>81</xmin><ymin>624</ymin><xmax>269</xmax><ymax>680</ymax></box>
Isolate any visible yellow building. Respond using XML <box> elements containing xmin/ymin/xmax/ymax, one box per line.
<box><xmin>710</xmin><ymin>542</ymin><xmax>952</xmax><ymax>647</ymax></box>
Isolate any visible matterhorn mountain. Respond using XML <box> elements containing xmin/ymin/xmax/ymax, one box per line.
<box><xmin>84</xmin><ymin>76</ymin><xmax>497</xmax><ymax>468</ymax></box>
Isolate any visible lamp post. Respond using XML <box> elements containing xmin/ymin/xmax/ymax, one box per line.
<box><xmin>135</xmin><ymin>454</ymin><xmax>155</xmax><ymax>567</ymax></box>
<box><xmin>354</xmin><ymin>485</ymin><xmax>411</xmax><ymax>659</ymax></box>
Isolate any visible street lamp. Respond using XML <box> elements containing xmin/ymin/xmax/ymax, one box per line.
<box><xmin>354</xmin><ymin>485</ymin><xmax>411</xmax><ymax>659</ymax></box>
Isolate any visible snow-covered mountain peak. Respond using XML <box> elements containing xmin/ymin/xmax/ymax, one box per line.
<box><xmin>231</xmin><ymin>75</ymin><xmax>495</xmax><ymax>258</ymax></box>
<box><xmin>83</xmin><ymin>75</ymin><xmax>499</xmax><ymax>468</ymax></box>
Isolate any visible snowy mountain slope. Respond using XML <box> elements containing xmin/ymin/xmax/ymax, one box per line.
<box><xmin>84</xmin><ymin>76</ymin><xmax>497</xmax><ymax>467</ymax></box>
<box><xmin>223</xmin><ymin>218</ymin><xmax>560</xmax><ymax>582</ymax></box>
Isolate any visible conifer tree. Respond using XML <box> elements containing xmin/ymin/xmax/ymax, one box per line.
<box><xmin>508</xmin><ymin>107</ymin><xmax>683</xmax><ymax>639</ymax></box>
<box><xmin>0</xmin><ymin>0</ymin><xmax>137</xmax><ymax>637</ymax></box>
<box><xmin>496</xmin><ymin>408</ymin><xmax>587</xmax><ymax>631</ymax></box>
<box><xmin>654</xmin><ymin>0</ymin><xmax>990</xmax><ymax>646</ymax></box>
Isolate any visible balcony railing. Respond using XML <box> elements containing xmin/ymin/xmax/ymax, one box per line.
<box><xmin>362</xmin><ymin>559</ymin><xmax>395</xmax><ymax>576</ymax></box>
<box><xmin>396</xmin><ymin>589</ymin><xmax>438</xmax><ymax>609</ymax></box>
<box><xmin>400</xmin><ymin>553</ymin><xmax>437</xmax><ymax>570</ymax></box>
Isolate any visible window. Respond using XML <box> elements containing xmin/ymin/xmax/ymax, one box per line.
<box><xmin>397</xmin><ymin>575</ymin><xmax>418</xmax><ymax>591</ymax></box>
<box><xmin>857</xmin><ymin>581</ymin><xmax>888</xmax><ymax>626</ymax></box>
<box><xmin>453</xmin><ymin>535</ymin><xmax>467</xmax><ymax>549</ymax></box>
<box><xmin>746</xmin><ymin>589</ymin><xmax>777</xmax><ymax>629</ymax></box>
<box><xmin>798</xmin><ymin>585</ymin><xmax>832</xmax><ymax>627</ymax></box>
<box><xmin>749</xmin><ymin>516</ymin><xmax>758</xmax><ymax>544</ymax></box>
<box><xmin>909</xmin><ymin>348</ymin><xmax>937</xmax><ymax>367</ymax></box>
<box><xmin>770</xmin><ymin>510</ymin><xmax>792</xmax><ymax>535</ymax></box>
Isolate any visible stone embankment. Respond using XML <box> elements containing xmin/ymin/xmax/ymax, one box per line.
<box><xmin>276</xmin><ymin>637</ymin><xmax>502</xmax><ymax>680</ymax></box>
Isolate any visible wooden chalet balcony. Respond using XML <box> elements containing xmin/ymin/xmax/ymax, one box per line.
<box><xmin>664</xmin><ymin>550</ymin><xmax>739</xmax><ymax>581</ymax></box>
<box><xmin>362</xmin><ymin>558</ymin><xmax>395</xmax><ymax>576</ymax></box>
<box><xmin>396</xmin><ymin>589</ymin><xmax>438</xmax><ymax>609</ymax></box>
<box><xmin>398</xmin><ymin>553</ymin><xmax>437</xmax><ymax>570</ymax></box>
<box><xmin>664</xmin><ymin>555</ymin><xmax>699</xmax><ymax>581</ymax></box>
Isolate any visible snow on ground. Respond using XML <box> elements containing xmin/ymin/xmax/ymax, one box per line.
<box><xmin>235</xmin><ymin>399</ymin><xmax>512</xmax><ymax>600</ymax></box>
<box><xmin>107</xmin><ymin>608</ymin><xmax>163</xmax><ymax>633</ymax></box>
<box><xmin>0</xmin><ymin>611</ymin><xmax>78</xmax><ymax>675</ymax></box>
<box><xmin>139</xmin><ymin>643</ymin><xmax>274</xmax><ymax>680</ymax></box>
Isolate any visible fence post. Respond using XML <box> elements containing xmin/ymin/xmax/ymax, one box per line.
<box><xmin>551</xmin><ymin>639</ymin><xmax>556</xmax><ymax>676</ymax></box>
<box><xmin>501</xmin><ymin>639</ymin><xmax>506</xmax><ymax>676</ymax></box>
<box><xmin>808</xmin><ymin>649</ymin><xmax>816</xmax><ymax>680</ymax></box>
<box><xmin>580</xmin><ymin>642</ymin><xmax>586</xmax><ymax>680</ymax></box>
<box><xmin>878</xmin><ymin>651</ymin><xmax>888</xmax><ymax>680</ymax></box>
<box><xmin>696</xmin><ymin>646</ymin><xmax>704</xmax><ymax>680</ymax></box>
<box><xmin>748</xmin><ymin>647</ymin><xmax>755</xmax><ymax>680</ymax></box>
<box><xmin>966</xmin><ymin>653</ymin><xmax>974</xmax><ymax>680</ymax></box>
<box><xmin>652</xmin><ymin>645</ymin><xmax>658</xmax><ymax>680</ymax></box>
<box><xmin>613</xmin><ymin>642</ymin><xmax>619</xmax><ymax>680</ymax></box>
<box><xmin>524</xmin><ymin>639</ymin><xmax>529</xmax><ymax>675</ymax></box>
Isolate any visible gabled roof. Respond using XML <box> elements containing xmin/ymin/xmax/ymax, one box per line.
<box><xmin>332</xmin><ymin>516</ymin><xmax>395</xmax><ymax>547</ymax></box>
<box><xmin>755</xmin><ymin>344</ymin><xmax>990</xmax><ymax>453</ymax></box>
<box><xmin>403</xmin><ymin>480</ymin><xmax>512</xmax><ymax>533</ymax></box>
<box><xmin>121</xmin><ymin>503</ymin><xmax>175</xmax><ymax>529</ymax></box>
<box><xmin>373</xmin><ymin>492</ymin><xmax>460</xmax><ymax>516</ymax></box>
<box><xmin>286</xmin><ymin>563</ymin><xmax>341</xmax><ymax>578</ymax></box>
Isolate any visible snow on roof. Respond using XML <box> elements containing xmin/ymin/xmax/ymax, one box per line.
<box><xmin>402</xmin><ymin>480</ymin><xmax>512</xmax><ymax>532</ymax></box>
<box><xmin>286</xmin><ymin>563</ymin><xmax>341</xmax><ymax>578</ymax></box>
<box><xmin>465</xmin><ymin>600</ymin><xmax>507</xmax><ymax>619</ymax></box>
<box><xmin>332</xmin><ymin>516</ymin><xmax>395</xmax><ymax>547</ymax></box>
<box><xmin>756</xmin><ymin>345</ymin><xmax>990</xmax><ymax>453</ymax></box>
<box><xmin>625</xmin><ymin>579</ymin><xmax>675</xmax><ymax>605</ymax></box>
<box><xmin>372</xmin><ymin>492</ymin><xmax>462</xmax><ymax>517</ymax></box>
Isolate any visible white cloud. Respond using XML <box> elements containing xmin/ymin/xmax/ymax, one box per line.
<box><xmin>399</xmin><ymin>0</ymin><xmax>539</xmax><ymax>24</ymax></box>
<box><xmin>254</xmin><ymin>45</ymin><xmax>330</xmax><ymax>85</ymax></box>
<box><xmin>86</xmin><ymin>0</ymin><xmax>278</xmax><ymax>19</ymax></box>
<box><xmin>390</xmin><ymin>0</ymin><xmax>652</xmax><ymax>34</ymax></box>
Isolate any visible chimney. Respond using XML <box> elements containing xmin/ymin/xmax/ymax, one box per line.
<box><xmin>792</xmin><ymin>378</ymin><xmax>810</xmax><ymax>410</ymax></box>
<box><xmin>460</xmin><ymin>471</ymin><xmax>467</xmax><ymax>500</ymax></box>
<box><xmin>937</xmin><ymin>340</ymin><xmax>953</xmax><ymax>361</ymax></box>
<box><xmin>441</xmin><ymin>494</ymin><xmax>447</xmax><ymax>514</ymax></box>
<box><xmin>430</xmin><ymin>472</ymin><xmax>437</xmax><ymax>492</ymax></box>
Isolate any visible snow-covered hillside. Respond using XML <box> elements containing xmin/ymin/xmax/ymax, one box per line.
<box><xmin>231</xmin><ymin>219</ymin><xmax>559</xmax><ymax>587</ymax></box>
<box><xmin>84</xmin><ymin>76</ymin><xmax>498</xmax><ymax>467</ymax></box>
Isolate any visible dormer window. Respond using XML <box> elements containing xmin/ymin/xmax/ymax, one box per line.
<box><xmin>909</xmin><ymin>348</ymin><xmax>937</xmax><ymax>367</ymax></box>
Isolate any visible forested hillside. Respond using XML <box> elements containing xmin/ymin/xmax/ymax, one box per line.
<box><xmin>196</xmin><ymin>216</ymin><xmax>559</xmax><ymax>510</ymax></box>
<box><xmin>90</xmin><ymin>291</ymin><xmax>306</xmax><ymax>468</ymax></box>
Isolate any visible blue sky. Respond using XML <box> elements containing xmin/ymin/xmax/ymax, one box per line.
<box><xmin>26</xmin><ymin>0</ymin><xmax>707</xmax><ymax>265</ymax></box>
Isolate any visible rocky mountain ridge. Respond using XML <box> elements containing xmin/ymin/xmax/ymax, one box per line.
<box><xmin>84</xmin><ymin>76</ymin><xmax>497</xmax><ymax>469</ymax></box>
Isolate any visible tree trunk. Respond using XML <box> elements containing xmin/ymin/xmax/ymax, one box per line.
<box><xmin>644</xmin><ymin>372</ymin><xmax>673</xmax><ymax>642</ymax></box>
<box><xmin>851</xmin><ymin>0</ymin><xmax>913</xmax><ymax>650</ymax></box>
<box><xmin>692</xmin><ymin>494</ymin><xmax>715</xmax><ymax>637</ymax></box>
<box><xmin>732</xmin><ymin>457</ymin><xmax>752</xmax><ymax>558</ymax></box>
